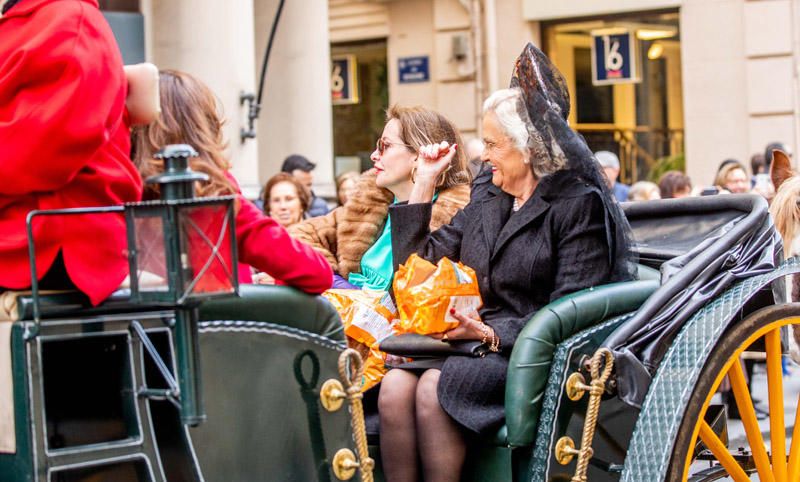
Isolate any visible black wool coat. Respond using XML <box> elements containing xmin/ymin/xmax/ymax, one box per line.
<box><xmin>388</xmin><ymin>169</ymin><xmax>614</xmax><ymax>434</ymax></box>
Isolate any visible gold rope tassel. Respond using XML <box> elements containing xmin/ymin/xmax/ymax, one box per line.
<box><xmin>338</xmin><ymin>349</ymin><xmax>375</xmax><ymax>482</ymax></box>
<box><xmin>571</xmin><ymin>348</ymin><xmax>614</xmax><ymax>482</ymax></box>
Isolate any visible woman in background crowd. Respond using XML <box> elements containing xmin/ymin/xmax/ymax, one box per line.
<box><xmin>335</xmin><ymin>171</ymin><xmax>360</xmax><ymax>206</ymax></box>
<box><xmin>714</xmin><ymin>161</ymin><xmax>750</xmax><ymax>194</ymax></box>
<box><xmin>658</xmin><ymin>170</ymin><xmax>692</xmax><ymax>199</ymax></box>
<box><xmin>131</xmin><ymin>69</ymin><xmax>331</xmax><ymax>293</ymax></box>
<box><xmin>628</xmin><ymin>181</ymin><xmax>661</xmax><ymax>201</ymax></box>
<box><xmin>289</xmin><ymin>105</ymin><xmax>471</xmax><ymax>291</ymax></box>
<box><xmin>263</xmin><ymin>173</ymin><xmax>309</xmax><ymax>228</ymax></box>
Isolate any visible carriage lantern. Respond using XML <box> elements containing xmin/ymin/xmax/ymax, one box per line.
<box><xmin>125</xmin><ymin>144</ymin><xmax>239</xmax><ymax>426</ymax></box>
<box><xmin>125</xmin><ymin>144</ymin><xmax>239</xmax><ymax>305</ymax></box>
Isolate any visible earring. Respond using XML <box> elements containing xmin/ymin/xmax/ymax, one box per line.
<box><xmin>411</xmin><ymin>166</ymin><xmax>417</xmax><ymax>184</ymax></box>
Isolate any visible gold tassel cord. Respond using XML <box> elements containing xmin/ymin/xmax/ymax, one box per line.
<box><xmin>571</xmin><ymin>348</ymin><xmax>614</xmax><ymax>482</ymax></box>
<box><xmin>338</xmin><ymin>349</ymin><xmax>375</xmax><ymax>482</ymax></box>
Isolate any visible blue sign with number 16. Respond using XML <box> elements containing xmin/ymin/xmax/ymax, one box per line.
<box><xmin>591</xmin><ymin>32</ymin><xmax>639</xmax><ymax>86</ymax></box>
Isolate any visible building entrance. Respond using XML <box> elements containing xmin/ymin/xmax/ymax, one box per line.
<box><xmin>544</xmin><ymin>10</ymin><xmax>683</xmax><ymax>183</ymax></box>
<box><xmin>331</xmin><ymin>40</ymin><xmax>388</xmax><ymax>176</ymax></box>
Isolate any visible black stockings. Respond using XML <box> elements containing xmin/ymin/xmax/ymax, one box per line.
<box><xmin>378</xmin><ymin>369</ymin><xmax>467</xmax><ymax>482</ymax></box>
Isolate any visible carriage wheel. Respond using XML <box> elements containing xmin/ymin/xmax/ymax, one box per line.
<box><xmin>667</xmin><ymin>306</ymin><xmax>800</xmax><ymax>482</ymax></box>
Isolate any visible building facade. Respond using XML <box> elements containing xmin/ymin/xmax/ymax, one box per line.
<box><xmin>113</xmin><ymin>0</ymin><xmax>800</xmax><ymax>196</ymax></box>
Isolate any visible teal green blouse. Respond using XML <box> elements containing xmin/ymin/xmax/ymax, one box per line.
<box><xmin>348</xmin><ymin>194</ymin><xmax>437</xmax><ymax>291</ymax></box>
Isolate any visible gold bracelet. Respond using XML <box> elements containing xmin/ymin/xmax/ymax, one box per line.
<box><xmin>490</xmin><ymin>329</ymin><xmax>500</xmax><ymax>352</ymax></box>
<box><xmin>483</xmin><ymin>324</ymin><xmax>500</xmax><ymax>353</ymax></box>
<box><xmin>480</xmin><ymin>324</ymin><xmax>489</xmax><ymax>345</ymax></box>
<box><xmin>479</xmin><ymin>323</ymin><xmax>501</xmax><ymax>352</ymax></box>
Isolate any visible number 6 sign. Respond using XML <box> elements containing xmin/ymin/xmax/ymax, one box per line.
<box><xmin>591</xmin><ymin>31</ymin><xmax>639</xmax><ymax>86</ymax></box>
<box><xmin>331</xmin><ymin>54</ymin><xmax>359</xmax><ymax>105</ymax></box>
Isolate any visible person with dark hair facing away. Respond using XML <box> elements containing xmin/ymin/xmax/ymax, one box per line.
<box><xmin>750</xmin><ymin>152</ymin><xmax>774</xmax><ymax>198</ymax></box>
<box><xmin>658</xmin><ymin>170</ymin><xmax>692</xmax><ymax>199</ymax></box>
<box><xmin>0</xmin><ymin>0</ymin><xmax>143</xmax><ymax>304</ymax></box>
<box><xmin>281</xmin><ymin>154</ymin><xmax>330</xmax><ymax>217</ymax></box>
<box><xmin>751</xmin><ymin>153</ymin><xmax>766</xmax><ymax>176</ymax></box>
<box><xmin>131</xmin><ymin>70</ymin><xmax>332</xmax><ymax>293</ymax></box>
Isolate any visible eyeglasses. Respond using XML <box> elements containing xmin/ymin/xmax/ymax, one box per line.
<box><xmin>376</xmin><ymin>138</ymin><xmax>415</xmax><ymax>155</ymax></box>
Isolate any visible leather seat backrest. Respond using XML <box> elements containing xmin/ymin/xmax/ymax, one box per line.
<box><xmin>199</xmin><ymin>285</ymin><xmax>344</xmax><ymax>341</ymax></box>
<box><xmin>504</xmin><ymin>279</ymin><xmax>659</xmax><ymax>447</ymax></box>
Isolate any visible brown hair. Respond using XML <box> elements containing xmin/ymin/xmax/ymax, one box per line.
<box><xmin>335</xmin><ymin>171</ymin><xmax>360</xmax><ymax>204</ymax></box>
<box><xmin>386</xmin><ymin>105</ymin><xmax>471</xmax><ymax>188</ymax></box>
<box><xmin>131</xmin><ymin>69</ymin><xmax>236</xmax><ymax>199</ymax></box>
<box><xmin>262</xmin><ymin>173</ymin><xmax>310</xmax><ymax>214</ymax></box>
<box><xmin>658</xmin><ymin>170</ymin><xmax>692</xmax><ymax>198</ymax></box>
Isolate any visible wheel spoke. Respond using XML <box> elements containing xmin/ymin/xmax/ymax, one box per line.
<box><xmin>766</xmin><ymin>328</ymin><xmax>788</xmax><ymax>481</ymax></box>
<box><xmin>698</xmin><ymin>420</ymin><xmax>752</xmax><ymax>482</ymax></box>
<box><xmin>728</xmin><ymin>359</ymin><xmax>775</xmax><ymax>482</ymax></box>
<box><xmin>788</xmin><ymin>392</ymin><xmax>800</xmax><ymax>481</ymax></box>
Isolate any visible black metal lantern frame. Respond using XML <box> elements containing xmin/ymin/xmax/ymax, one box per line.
<box><xmin>24</xmin><ymin>144</ymin><xmax>239</xmax><ymax>426</ymax></box>
<box><xmin>125</xmin><ymin>196</ymin><xmax>239</xmax><ymax>306</ymax></box>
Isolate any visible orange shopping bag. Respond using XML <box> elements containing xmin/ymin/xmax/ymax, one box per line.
<box><xmin>393</xmin><ymin>254</ymin><xmax>483</xmax><ymax>335</ymax></box>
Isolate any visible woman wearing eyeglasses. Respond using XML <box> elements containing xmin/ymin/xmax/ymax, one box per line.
<box><xmin>289</xmin><ymin>105</ymin><xmax>471</xmax><ymax>291</ymax></box>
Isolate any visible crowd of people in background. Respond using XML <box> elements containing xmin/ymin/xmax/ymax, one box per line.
<box><xmin>586</xmin><ymin>142</ymin><xmax>789</xmax><ymax>204</ymax></box>
<box><xmin>264</xmin><ymin>139</ymin><xmax>787</xmax><ymax>225</ymax></box>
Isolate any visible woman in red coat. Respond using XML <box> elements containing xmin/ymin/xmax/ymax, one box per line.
<box><xmin>0</xmin><ymin>0</ymin><xmax>143</xmax><ymax>305</ymax></box>
<box><xmin>131</xmin><ymin>70</ymin><xmax>332</xmax><ymax>294</ymax></box>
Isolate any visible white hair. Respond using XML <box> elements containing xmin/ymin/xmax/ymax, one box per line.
<box><xmin>482</xmin><ymin>88</ymin><xmax>529</xmax><ymax>154</ymax></box>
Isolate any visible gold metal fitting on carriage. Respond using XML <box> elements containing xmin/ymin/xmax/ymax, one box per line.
<box><xmin>555</xmin><ymin>436</ymin><xmax>579</xmax><ymax>465</ymax></box>
<box><xmin>565</xmin><ymin>372</ymin><xmax>591</xmax><ymax>401</ymax></box>
<box><xmin>327</xmin><ymin>349</ymin><xmax>375</xmax><ymax>482</ymax></box>
<box><xmin>332</xmin><ymin>448</ymin><xmax>360</xmax><ymax>480</ymax></box>
<box><xmin>320</xmin><ymin>379</ymin><xmax>347</xmax><ymax>412</ymax></box>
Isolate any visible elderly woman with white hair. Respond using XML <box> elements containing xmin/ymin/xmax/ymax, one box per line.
<box><xmin>377</xmin><ymin>44</ymin><xmax>634</xmax><ymax>482</ymax></box>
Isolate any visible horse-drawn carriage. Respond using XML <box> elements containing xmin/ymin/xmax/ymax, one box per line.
<box><xmin>0</xmin><ymin>146</ymin><xmax>797</xmax><ymax>482</ymax></box>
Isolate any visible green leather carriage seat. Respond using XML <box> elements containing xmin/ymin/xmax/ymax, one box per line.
<box><xmin>12</xmin><ymin>284</ymin><xmax>344</xmax><ymax>342</ymax></box>
<box><xmin>637</xmin><ymin>264</ymin><xmax>660</xmax><ymax>282</ymax></box>
<box><xmin>502</xmin><ymin>279</ymin><xmax>659</xmax><ymax>447</ymax></box>
<box><xmin>199</xmin><ymin>284</ymin><xmax>344</xmax><ymax>341</ymax></box>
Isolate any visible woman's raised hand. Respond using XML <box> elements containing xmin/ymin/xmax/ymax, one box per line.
<box><xmin>408</xmin><ymin>141</ymin><xmax>457</xmax><ymax>204</ymax></box>
<box><xmin>415</xmin><ymin>141</ymin><xmax>457</xmax><ymax>185</ymax></box>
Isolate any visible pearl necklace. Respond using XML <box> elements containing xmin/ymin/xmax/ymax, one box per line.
<box><xmin>512</xmin><ymin>197</ymin><xmax>521</xmax><ymax>212</ymax></box>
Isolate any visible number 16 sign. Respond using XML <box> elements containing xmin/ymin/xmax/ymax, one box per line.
<box><xmin>591</xmin><ymin>31</ymin><xmax>639</xmax><ymax>86</ymax></box>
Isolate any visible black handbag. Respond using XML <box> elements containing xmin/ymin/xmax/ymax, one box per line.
<box><xmin>379</xmin><ymin>333</ymin><xmax>488</xmax><ymax>358</ymax></box>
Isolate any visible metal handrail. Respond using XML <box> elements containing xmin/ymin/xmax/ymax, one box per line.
<box><xmin>24</xmin><ymin>206</ymin><xmax>125</xmax><ymax>339</ymax></box>
<box><xmin>576</xmin><ymin>125</ymin><xmax>684</xmax><ymax>183</ymax></box>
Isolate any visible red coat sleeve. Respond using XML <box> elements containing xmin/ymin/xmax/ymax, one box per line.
<box><xmin>236</xmin><ymin>195</ymin><xmax>333</xmax><ymax>294</ymax></box>
<box><xmin>0</xmin><ymin>3</ymin><xmax>126</xmax><ymax>195</ymax></box>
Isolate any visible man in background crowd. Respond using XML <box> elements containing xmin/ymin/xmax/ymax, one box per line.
<box><xmin>281</xmin><ymin>154</ymin><xmax>329</xmax><ymax>217</ymax></box>
<box><xmin>595</xmin><ymin>150</ymin><xmax>629</xmax><ymax>201</ymax></box>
